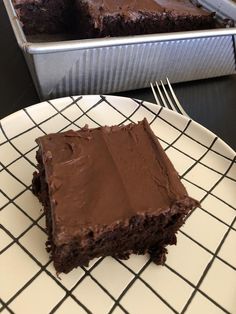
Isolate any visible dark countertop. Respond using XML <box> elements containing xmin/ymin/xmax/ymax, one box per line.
<box><xmin>0</xmin><ymin>1</ymin><xmax>235</xmax><ymax>151</ymax></box>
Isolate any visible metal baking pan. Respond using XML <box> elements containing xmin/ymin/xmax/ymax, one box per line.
<box><xmin>3</xmin><ymin>0</ymin><xmax>236</xmax><ymax>100</ymax></box>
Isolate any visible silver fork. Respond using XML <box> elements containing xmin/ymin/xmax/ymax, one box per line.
<box><xmin>150</xmin><ymin>78</ymin><xmax>189</xmax><ymax>117</ymax></box>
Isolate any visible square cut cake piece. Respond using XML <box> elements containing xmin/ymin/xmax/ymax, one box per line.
<box><xmin>13</xmin><ymin>0</ymin><xmax>75</xmax><ymax>35</ymax></box>
<box><xmin>75</xmin><ymin>0</ymin><xmax>215</xmax><ymax>38</ymax></box>
<box><xmin>32</xmin><ymin>119</ymin><xmax>198</xmax><ymax>273</ymax></box>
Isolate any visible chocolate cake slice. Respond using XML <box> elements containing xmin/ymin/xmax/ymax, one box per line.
<box><xmin>32</xmin><ymin>119</ymin><xmax>198</xmax><ymax>273</ymax></box>
<box><xmin>75</xmin><ymin>0</ymin><xmax>215</xmax><ymax>38</ymax></box>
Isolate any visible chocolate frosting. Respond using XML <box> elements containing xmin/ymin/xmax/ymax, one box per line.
<box><xmin>83</xmin><ymin>0</ymin><xmax>211</xmax><ymax>25</ymax></box>
<box><xmin>37</xmin><ymin>119</ymin><xmax>189</xmax><ymax>245</ymax></box>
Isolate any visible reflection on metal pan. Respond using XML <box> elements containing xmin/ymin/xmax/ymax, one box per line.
<box><xmin>3</xmin><ymin>0</ymin><xmax>236</xmax><ymax>99</ymax></box>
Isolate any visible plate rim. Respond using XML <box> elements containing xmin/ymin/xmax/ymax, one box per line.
<box><xmin>1</xmin><ymin>94</ymin><xmax>235</xmax><ymax>158</ymax></box>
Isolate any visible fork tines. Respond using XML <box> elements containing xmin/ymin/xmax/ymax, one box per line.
<box><xmin>150</xmin><ymin>78</ymin><xmax>189</xmax><ymax>117</ymax></box>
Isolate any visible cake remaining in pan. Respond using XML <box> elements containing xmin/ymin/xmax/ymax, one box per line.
<box><xmin>13</xmin><ymin>0</ymin><xmax>75</xmax><ymax>35</ymax></box>
<box><xmin>32</xmin><ymin>119</ymin><xmax>198</xmax><ymax>274</ymax></box>
<box><xmin>75</xmin><ymin>0</ymin><xmax>215</xmax><ymax>38</ymax></box>
<box><xmin>13</xmin><ymin>0</ymin><xmax>215</xmax><ymax>37</ymax></box>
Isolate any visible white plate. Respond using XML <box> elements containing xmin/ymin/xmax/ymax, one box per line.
<box><xmin>0</xmin><ymin>95</ymin><xmax>236</xmax><ymax>314</ymax></box>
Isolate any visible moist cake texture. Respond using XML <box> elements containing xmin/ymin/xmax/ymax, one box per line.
<box><xmin>13</xmin><ymin>0</ymin><xmax>215</xmax><ymax>37</ymax></box>
<box><xmin>13</xmin><ymin>0</ymin><xmax>75</xmax><ymax>35</ymax></box>
<box><xmin>32</xmin><ymin>119</ymin><xmax>198</xmax><ymax>273</ymax></box>
<box><xmin>75</xmin><ymin>0</ymin><xmax>215</xmax><ymax>38</ymax></box>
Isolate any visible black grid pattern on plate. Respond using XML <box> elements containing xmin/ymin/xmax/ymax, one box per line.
<box><xmin>0</xmin><ymin>95</ymin><xmax>235</xmax><ymax>314</ymax></box>
<box><xmin>107</xmin><ymin>153</ymin><xmax>236</xmax><ymax>313</ymax></box>
<box><xmin>181</xmin><ymin>156</ymin><xmax>236</xmax><ymax>314</ymax></box>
